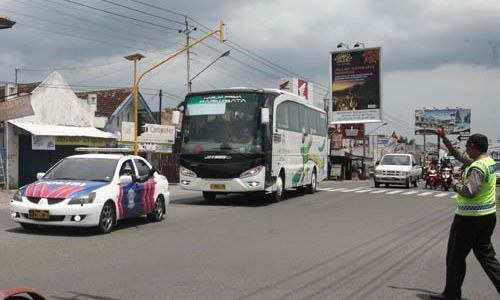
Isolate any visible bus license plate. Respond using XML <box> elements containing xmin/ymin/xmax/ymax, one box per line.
<box><xmin>29</xmin><ymin>209</ymin><xmax>50</xmax><ymax>220</ymax></box>
<box><xmin>210</xmin><ymin>184</ymin><xmax>226</xmax><ymax>190</ymax></box>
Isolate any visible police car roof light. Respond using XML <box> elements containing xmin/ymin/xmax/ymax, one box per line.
<box><xmin>75</xmin><ymin>147</ymin><xmax>133</xmax><ymax>154</ymax></box>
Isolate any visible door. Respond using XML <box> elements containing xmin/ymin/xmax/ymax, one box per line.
<box><xmin>118</xmin><ymin>160</ymin><xmax>144</xmax><ymax>218</ymax></box>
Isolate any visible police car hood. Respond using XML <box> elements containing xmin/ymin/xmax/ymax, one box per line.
<box><xmin>20</xmin><ymin>180</ymin><xmax>109</xmax><ymax>199</ymax></box>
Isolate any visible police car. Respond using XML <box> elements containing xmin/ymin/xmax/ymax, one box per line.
<box><xmin>10</xmin><ymin>149</ymin><xmax>170</xmax><ymax>234</ymax></box>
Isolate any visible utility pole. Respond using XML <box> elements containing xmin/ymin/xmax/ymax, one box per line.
<box><xmin>181</xmin><ymin>17</ymin><xmax>196</xmax><ymax>93</ymax></box>
<box><xmin>158</xmin><ymin>89</ymin><xmax>163</xmax><ymax>124</ymax></box>
<box><xmin>15</xmin><ymin>68</ymin><xmax>18</xmax><ymax>84</ymax></box>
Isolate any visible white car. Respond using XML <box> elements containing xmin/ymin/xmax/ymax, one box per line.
<box><xmin>10</xmin><ymin>153</ymin><xmax>170</xmax><ymax>234</ymax></box>
<box><xmin>374</xmin><ymin>153</ymin><xmax>421</xmax><ymax>188</ymax></box>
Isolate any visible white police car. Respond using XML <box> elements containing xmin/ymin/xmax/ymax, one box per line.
<box><xmin>10</xmin><ymin>151</ymin><xmax>170</xmax><ymax>234</ymax></box>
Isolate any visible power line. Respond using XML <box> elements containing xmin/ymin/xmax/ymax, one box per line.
<box><xmin>126</xmin><ymin>0</ymin><xmax>187</xmax><ymax>18</ymax></box>
<box><xmin>58</xmin><ymin>0</ymin><xmax>180</xmax><ymax>32</ymax></box>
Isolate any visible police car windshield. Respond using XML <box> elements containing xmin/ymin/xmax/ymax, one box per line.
<box><xmin>43</xmin><ymin>158</ymin><xmax>118</xmax><ymax>182</ymax></box>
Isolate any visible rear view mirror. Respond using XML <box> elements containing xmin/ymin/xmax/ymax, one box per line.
<box><xmin>119</xmin><ymin>175</ymin><xmax>133</xmax><ymax>185</ymax></box>
<box><xmin>261</xmin><ymin>108</ymin><xmax>269</xmax><ymax>124</ymax></box>
<box><xmin>172</xmin><ymin>110</ymin><xmax>181</xmax><ymax>126</ymax></box>
<box><xmin>149</xmin><ymin>167</ymin><xmax>157</xmax><ymax>176</ymax></box>
<box><xmin>36</xmin><ymin>172</ymin><xmax>45</xmax><ymax>180</ymax></box>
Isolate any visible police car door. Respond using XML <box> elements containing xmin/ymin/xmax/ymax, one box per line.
<box><xmin>133</xmin><ymin>158</ymin><xmax>156</xmax><ymax>215</ymax></box>
<box><xmin>118</xmin><ymin>159</ymin><xmax>144</xmax><ymax>218</ymax></box>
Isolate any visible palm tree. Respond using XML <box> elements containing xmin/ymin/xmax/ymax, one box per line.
<box><xmin>398</xmin><ymin>136</ymin><xmax>415</xmax><ymax>145</ymax></box>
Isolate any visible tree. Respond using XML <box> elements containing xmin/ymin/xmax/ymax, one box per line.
<box><xmin>398</xmin><ymin>136</ymin><xmax>415</xmax><ymax>145</ymax></box>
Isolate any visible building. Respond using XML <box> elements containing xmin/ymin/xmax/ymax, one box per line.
<box><xmin>1</xmin><ymin>72</ymin><xmax>116</xmax><ymax>188</ymax></box>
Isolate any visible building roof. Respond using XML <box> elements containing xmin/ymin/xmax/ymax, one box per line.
<box><xmin>9</xmin><ymin>120</ymin><xmax>116</xmax><ymax>139</ymax></box>
<box><xmin>0</xmin><ymin>82</ymin><xmax>41</xmax><ymax>100</ymax></box>
<box><xmin>76</xmin><ymin>88</ymin><xmax>132</xmax><ymax>118</ymax></box>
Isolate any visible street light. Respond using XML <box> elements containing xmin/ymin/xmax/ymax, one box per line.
<box><xmin>337</xmin><ymin>42</ymin><xmax>349</xmax><ymax>49</ymax></box>
<box><xmin>353</xmin><ymin>42</ymin><xmax>365</xmax><ymax>48</ymax></box>
<box><xmin>0</xmin><ymin>16</ymin><xmax>15</xmax><ymax>29</ymax></box>
<box><xmin>124</xmin><ymin>53</ymin><xmax>145</xmax><ymax>156</ymax></box>
<box><xmin>126</xmin><ymin>21</ymin><xmax>225</xmax><ymax>155</ymax></box>
<box><xmin>188</xmin><ymin>50</ymin><xmax>230</xmax><ymax>92</ymax></box>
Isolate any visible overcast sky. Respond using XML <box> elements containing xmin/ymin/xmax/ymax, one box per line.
<box><xmin>1</xmin><ymin>0</ymin><xmax>500</xmax><ymax>142</ymax></box>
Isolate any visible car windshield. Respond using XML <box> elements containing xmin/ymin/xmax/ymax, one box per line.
<box><xmin>380</xmin><ymin>155</ymin><xmax>411</xmax><ymax>166</ymax></box>
<box><xmin>43</xmin><ymin>158</ymin><xmax>118</xmax><ymax>182</ymax></box>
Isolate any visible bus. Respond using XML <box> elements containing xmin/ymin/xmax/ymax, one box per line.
<box><xmin>178</xmin><ymin>88</ymin><xmax>328</xmax><ymax>202</ymax></box>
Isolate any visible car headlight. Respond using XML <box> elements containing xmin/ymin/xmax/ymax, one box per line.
<box><xmin>180</xmin><ymin>166</ymin><xmax>197</xmax><ymax>178</ymax></box>
<box><xmin>240</xmin><ymin>166</ymin><xmax>264</xmax><ymax>178</ymax></box>
<box><xmin>68</xmin><ymin>192</ymin><xmax>96</xmax><ymax>205</ymax></box>
<box><xmin>12</xmin><ymin>190</ymin><xmax>22</xmax><ymax>202</ymax></box>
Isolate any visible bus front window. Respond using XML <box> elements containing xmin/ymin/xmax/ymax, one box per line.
<box><xmin>182</xmin><ymin>93</ymin><xmax>263</xmax><ymax>154</ymax></box>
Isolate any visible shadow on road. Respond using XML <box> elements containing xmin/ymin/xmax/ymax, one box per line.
<box><xmin>5</xmin><ymin>216</ymin><xmax>156</xmax><ymax>237</ymax></box>
<box><xmin>388</xmin><ymin>286</ymin><xmax>470</xmax><ymax>300</ymax></box>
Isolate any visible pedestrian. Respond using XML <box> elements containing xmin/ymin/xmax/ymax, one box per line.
<box><xmin>430</xmin><ymin>129</ymin><xmax>500</xmax><ymax>299</ymax></box>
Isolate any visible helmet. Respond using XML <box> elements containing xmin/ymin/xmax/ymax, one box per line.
<box><xmin>122</xmin><ymin>163</ymin><xmax>133</xmax><ymax>171</ymax></box>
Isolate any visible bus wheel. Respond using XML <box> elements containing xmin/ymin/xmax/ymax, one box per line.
<box><xmin>203</xmin><ymin>192</ymin><xmax>216</xmax><ymax>202</ymax></box>
<box><xmin>270</xmin><ymin>175</ymin><xmax>284</xmax><ymax>203</ymax></box>
<box><xmin>307</xmin><ymin>170</ymin><xmax>317</xmax><ymax>194</ymax></box>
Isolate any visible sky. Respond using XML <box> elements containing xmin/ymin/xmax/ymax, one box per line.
<box><xmin>1</xmin><ymin>0</ymin><xmax>500</xmax><ymax>143</ymax></box>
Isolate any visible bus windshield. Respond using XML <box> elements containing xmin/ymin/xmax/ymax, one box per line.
<box><xmin>182</xmin><ymin>93</ymin><xmax>263</xmax><ymax>154</ymax></box>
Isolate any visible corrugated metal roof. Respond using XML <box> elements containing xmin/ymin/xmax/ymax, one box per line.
<box><xmin>9</xmin><ymin>120</ymin><xmax>116</xmax><ymax>139</ymax></box>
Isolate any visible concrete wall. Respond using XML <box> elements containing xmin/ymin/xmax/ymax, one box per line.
<box><xmin>6</xmin><ymin>123</ymin><xmax>18</xmax><ymax>188</ymax></box>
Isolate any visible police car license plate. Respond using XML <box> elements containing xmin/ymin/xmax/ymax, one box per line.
<box><xmin>210</xmin><ymin>184</ymin><xmax>226</xmax><ymax>190</ymax></box>
<box><xmin>29</xmin><ymin>209</ymin><xmax>50</xmax><ymax>220</ymax></box>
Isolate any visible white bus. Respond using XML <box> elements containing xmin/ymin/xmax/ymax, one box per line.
<box><xmin>178</xmin><ymin>88</ymin><xmax>328</xmax><ymax>202</ymax></box>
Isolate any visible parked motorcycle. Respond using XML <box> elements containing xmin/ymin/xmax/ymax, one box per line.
<box><xmin>425</xmin><ymin>169</ymin><xmax>440</xmax><ymax>189</ymax></box>
<box><xmin>441</xmin><ymin>167</ymin><xmax>453</xmax><ymax>191</ymax></box>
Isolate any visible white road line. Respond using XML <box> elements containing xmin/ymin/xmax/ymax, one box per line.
<box><xmin>318</xmin><ymin>188</ymin><xmax>346</xmax><ymax>192</ymax></box>
<box><xmin>371</xmin><ymin>189</ymin><xmax>389</xmax><ymax>194</ymax></box>
<box><xmin>401</xmin><ymin>191</ymin><xmax>419</xmax><ymax>195</ymax></box>
<box><xmin>355</xmin><ymin>189</ymin><xmax>373</xmax><ymax>193</ymax></box>
<box><xmin>386</xmin><ymin>190</ymin><xmax>404</xmax><ymax>195</ymax></box>
<box><xmin>417</xmin><ymin>192</ymin><xmax>434</xmax><ymax>196</ymax></box>
<box><xmin>341</xmin><ymin>188</ymin><xmax>362</xmax><ymax>193</ymax></box>
<box><xmin>434</xmin><ymin>192</ymin><xmax>452</xmax><ymax>197</ymax></box>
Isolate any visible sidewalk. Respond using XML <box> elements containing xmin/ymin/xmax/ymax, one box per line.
<box><xmin>0</xmin><ymin>189</ymin><xmax>14</xmax><ymax>204</ymax></box>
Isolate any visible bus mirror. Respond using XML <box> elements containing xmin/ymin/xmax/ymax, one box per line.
<box><xmin>261</xmin><ymin>108</ymin><xmax>269</xmax><ymax>124</ymax></box>
<box><xmin>172</xmin><ymin>110</ymin><xmax>181</xmax><ymax>126</ymax></box>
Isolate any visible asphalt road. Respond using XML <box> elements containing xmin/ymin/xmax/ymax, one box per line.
<box><xmin>0</xmin><ymin>181</ymin><xmax>499</xmax><ymax>300</ymax></box>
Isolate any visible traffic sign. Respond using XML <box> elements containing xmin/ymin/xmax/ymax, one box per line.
<box><xmin>457</xmin><ymin>134</ymin><xmax>470</xmax><ymax>141</ymax></box>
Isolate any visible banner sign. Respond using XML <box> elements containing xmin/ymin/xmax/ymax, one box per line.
<box><xmin>330</xmin><ymin>132</ymin><xmax>343</xmax><ymax>150</ymax></box>
<box><xmin>55</xmin><ymin>136</ymin><xmax>113</xmax><ymax>147</ymax></box>
<box><xmin>121</xmin><ymin>122</ymin><xmax>175</xmax><ymax>144</ymax></box>
<box><xmin>0</xmin><ymin>95</ymin><xmax>34</xmax><ymax>121</ymax></box>
<box><xmin>415</xmin><ymin>109</ymin><xmax>471</xmax><ymax>135</ymax></box>
<box><xmin>340</xmin><ymin>123</ymin><xmax>365</xmax><ymax>139</ymax></box>
<box><xmin>330</xmin><ymin>47</ymin><xmax>381</xmax><ymax>124</ymax></box>
<box><xmin>118</xmin><ymin>142</ymin><xmax>173</xmax><ymax>154</ymax></box>
<box><xmin>32</xmin><ymin>135</ymin><xmax>55</xmax><ymax>150</ymax></box>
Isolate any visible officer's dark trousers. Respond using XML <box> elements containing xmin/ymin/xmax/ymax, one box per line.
<box><xmin>443</xmin><ymin>213</ymin><xmax>500</xmax><ymax>299</ymax></box>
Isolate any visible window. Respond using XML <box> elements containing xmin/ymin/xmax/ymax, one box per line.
<box><xmin>276</xmin><ymin>102</ymin><xmax>289</xmax><ymax>130</ymax></box>
<box><xmin>119</xmin><ymin>160</ymin><xmax>136</xmax><ymax>176</ymax></box>
<box><xmin>288</xmin><ymin>102</ymin><xmax>300</xmax><ymax>132</ymax></box>
<box><xmin>134</xmin><ymin>159</ymin><xmax>151</xmax><ymax>177</ymax></box>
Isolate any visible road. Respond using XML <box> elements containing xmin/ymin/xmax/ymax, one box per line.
<box><xmin>0</xmin><ymin>180</ymin><xmax>499</xmax><ymax>300</ymax></box>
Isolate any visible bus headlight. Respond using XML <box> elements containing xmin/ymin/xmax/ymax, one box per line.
<box><xmin>180</xmin><ymin>167</ymin><xmax>197</xmax><ymax>178</ymax></box>
<box><xmin>240</xmin><ymin>166</ymin><xmax>263</xmax><ymax>178</ymax></box>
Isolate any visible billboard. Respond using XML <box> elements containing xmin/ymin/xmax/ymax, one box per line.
<box><xmin>340</xmin><ymin>123</ymin><xmax>365</xmax><ymax>139</ymax></box>
<box><xmin>330</xmin><ymin>47</ymin><xmax>381</xmax><ymax>124</ymax></box>
<box><xmin>414</xmin><ymin>109</ymin><xmax>471</xmax><ymax>135</ymax></box>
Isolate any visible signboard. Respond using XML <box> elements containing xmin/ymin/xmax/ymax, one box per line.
<box><xmin>279</xmin><ymin>77</ymin><xmax>314</xmax><ymax>100</ymax></box>
<box><xmin>118</xmin><ymin>142</ymin><xmax>172</xmax><ymax>154</ymax></box>
<box><xmin>330</xmin><ymin>47</ymin><xmax>382</xmax><ymax>124</ymax></box>
<box><xmin>0</xmin><ymin>95</ymin><xmax>34</xmax><ymax>121</ymax></box>
<box><xmin>340</xmin><ymin>123</ymin><xmax>365</xmax><ymax>139</ymax></box>
<box><xmin>55</xmin><ymin>136</ymin><xmax>113</xmax><ymax>147</ymax></box>
<box><xmin>330</xmin><ymin>132</ymin><xmax>343</xmax><ymax>150</ymax></box>
<box><xmin>31</xmin><ymin>135</ymin><xmax>55</xmax><ymax>150</ymax></box>
<box><xmin>121</xmin><ymin>122</ymin><xmax>175</xmax><ymax>144</ymax></box>
<box><xmin>415</xmin><ymin>109</ymin><xmax>471</xmax><ymax>135</ymax></box>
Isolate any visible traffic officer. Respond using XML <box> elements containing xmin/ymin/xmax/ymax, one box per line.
<box><xmin>430</xmin><ymin>129</ymin><xmax>500</xmax><ymax>299</ymax></box>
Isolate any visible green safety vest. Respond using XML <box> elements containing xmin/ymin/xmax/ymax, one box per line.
<box><xmin>456</xmin><ymin>156</ymin><xmax>497</xmax><ymax>216</ymax></box>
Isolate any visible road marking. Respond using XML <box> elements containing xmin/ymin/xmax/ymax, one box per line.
<box><xmin>401</xmin><ymin>191</ymin><xmax>418</xmax><ymax>195</ymax></box>
<box><xmin>355</xmin><ymin>189</ymin><xmax>373</xmax><ymax>193</ymax></box>
<box><xmin>385</xmin><ymin>190</ymin><xmax>404</xmax><ymax>195</ymax></box>
<box><xmin>371</xmin><ymin>189</ymin><xmax>390</xmax><ymax>194</ymax></box>
<box><xmin>434</xmin><ymin>192</ymin><xmax>452</xmax><ymax>197</ymax></box>
<box><xmin>318</xmin><ymin>188</ymin><xmax>346</xmax><ymax>192</ymax></box>
<box><xmin>417</xmin><ymin>192</ymin><xmax>434</xmax><ymax>196</ymax></box>
<box><xmin>341</xmin><ymin>188</ymin><xmax>362</xmax><ymax>193</ymax></box>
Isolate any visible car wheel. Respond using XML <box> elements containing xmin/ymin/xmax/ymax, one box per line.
<box><xmin>270</xmin><ymin>175</ymin><xmax>285</xmax><ymax>203</ymax></box>
<box><xmin>374</xmin><ymin>181</ymin><xmax>380</xmax><ymax>188</ymax></box>
<box><xmin>97</xmin><ymin>202</ymin><xmax>116</xmax><ymax>234</ymax></box>
<box><xmin>147</xmin><ymin>197</ymin><xmax>165</xmax><ymax>222</ymax></box>
<box><xmin>20</xmin><ymin>223</ymin><xmax>38</xmax><ymax>231</ymax></box>
<box><xmin>202</xmin><ymin>191</ymin><xmax>217</xmax><ymax>202</ymax></box>
<box><xmin>307</xmin><ymin>170</ymin><xmax>317</xmax><ymax>194</ymax></box>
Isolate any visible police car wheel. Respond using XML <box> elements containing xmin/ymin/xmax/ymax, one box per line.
<box><xmin>147</xmin><ymin>197</ymin><xmax>165</xmax><ymax>222</ymax></box>
<box><xmin>97</xmin><ymin>202</ymin><xmax>116</xmax><ymax>234</ymax></box>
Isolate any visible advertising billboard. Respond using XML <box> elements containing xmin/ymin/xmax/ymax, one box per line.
<box><xmin>340</xmin><ymin>123</ymin><xmax>365</xmax><ymax>139</ymax></box>
<box><xmin>414</xmin><ymin>109</ymin><xmax>471</xmax><ymax>135</ymax></box>
<box><xmin>330</xmin><ymin>47</ymin><xmax>382</xmax><ymax>124</ymax></box>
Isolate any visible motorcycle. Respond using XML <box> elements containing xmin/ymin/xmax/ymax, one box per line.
<box><xmin>441</xmin><ymin>167</ymin><xmax>453</xmax><ymax>191</ymax></box>
<box><xmin>425</xmin><ymin>169</ymin><xmax>440</xmax><ymax>189</ymax></box>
